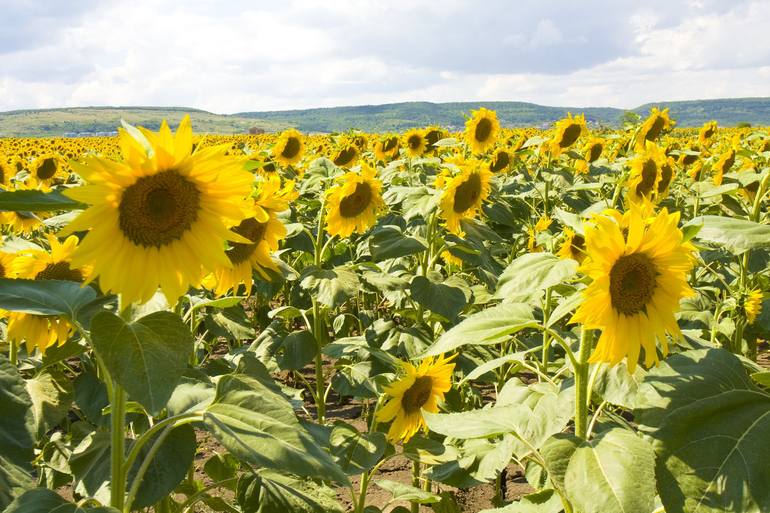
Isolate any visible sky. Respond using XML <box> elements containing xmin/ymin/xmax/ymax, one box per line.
<box><xmin>1</xmin><ymin>0</ymin><xmax>769</xmax><ymax>113</ymax></box>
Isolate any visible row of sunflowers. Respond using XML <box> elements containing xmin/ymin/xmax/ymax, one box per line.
<box><xmin>0</xmin><ymin>106</ymin><xmax>768</xmax><ymax>513</ymax></box>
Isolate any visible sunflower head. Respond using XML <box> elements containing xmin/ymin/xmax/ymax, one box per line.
<box><xmin>557</xmin><ymin>227</ymin><xmax>586</xmax><ymax>262</ymax></box>
<box><xmin>374</xmin><ymin>135</ymin><xmax>400</xmax><ymax>162</ymax></box>
<box><xmin>375</xmin><ymin>354</ymin><xmax>456</xmax><ymax>443</ymax></box>
<box><xmin>438</xmin><ymin>159</ymin><xmax>492</xmax><ymax>235</ymax></box>
<box><xmin>712</xmin><ymin>147</ymin><xmax>736</xmax><ymax>185</ymax></box>
<box><xmin>489</xmin><ymin>149</ymin><xmax>512</xmax><ymax>173</ymax></box>
<box><xmin>635</xmin><ymin>108</ymin><xmax>673</xmax><ymax>150</ymax></box>
<box><xmin>550</xmin><ymin>113</ymin><xmax>587</xmax><ymax>156</ymax></box>
<box><xmin>571</xmin><ymin>204</ymin><xmax>696</xmax><ymax>372</ymax></box>
<box><xmin>743</xmin><ymin>289</ymin><xmax>764</xmax><ymax>325</ymax></box>
<box><xmin>403</xmin><ymin>129</ymin><xmax>428</xmax><ymax>158</ymax></box>
<box><xmin>325</xmin><ymin>162</ymin><xmax>386</xmax><ymax>238</ymax></box>
<box><xmin>424</xmin><ymin>127</ymin><xmax>448</xmax><ymax>152</ymax></box>
<box><xmin>699</xmin><ymin>121</ymin><xmax>718</xmax><ymax>147</ymax></box>
<box><xmin>627</xmin><ymin>142</ymin><xmax>668</xmax><ymax>204</ymax></box>
<box><xmin>332</xmin><ymin>144</ymin><xmax>360</xmax><ymax>168</ymax></box>
<box><xmin>465</xmin><ymin>108</ymin><xmax>500</xmax><ymax>154</ymax></box>
<box><xmin>273</xmin><ymin>128</ymin><xmax>305</xmax><ymax>167</ymax></box>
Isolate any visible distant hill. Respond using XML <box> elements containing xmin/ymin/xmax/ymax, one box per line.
<box><xmin>1</xmin><ymin>97</ymin><xmax>768</xmax><ymax>137</ymax></box>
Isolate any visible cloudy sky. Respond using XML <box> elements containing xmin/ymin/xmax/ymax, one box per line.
<box><xmin>1</xmin><ymin>0</ymin><xmax>769</xmax><ymax>113</ymax></box>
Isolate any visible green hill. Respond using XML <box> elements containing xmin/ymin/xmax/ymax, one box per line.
<box><xmin>1</xmin><ymin>97</ymin><xmax>768</xmax><ymax>137</ymax></box>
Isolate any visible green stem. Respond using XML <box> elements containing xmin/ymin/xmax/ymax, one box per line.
<box><xmin>574</xmin><ymin>329</ymin><xmax>593</xmax><ymax>440</ymax></box>
<box><xmin>541</xmin><ymin>288</ymin><xmax>552</xmax><ymax>373</ymax></box>
<box><xmin>313</xmin><ymin>299</ymin><xmax>326</xmax><ymax>423</ymax></box>
<box><xmin>355</xmin><ymin>471</ymin><xmax>371</xmax><ymax>513</ymax></box>
<box><xmin>121</xmin><ymin>413</ymin><xmax>201</xmax><ymax>477</ymax></box>
<box><xmin>110</xmin><ymin>382</ymin><xmax>127</xmax><ymax>509</ymax></box>
<box><xmin>8</xmin><ymin>341</ymin><xmax>17</xmax><ymax>366</ymax></box>
<box><xmin>124</xmin><ymin>424</ymin><xmax>174</xmax><ymax>512</ymax></box>
<box><xmin>411</xmin><ymin>461</ymin><xmax>420</xmax><ymax>513</ymax></box>
<box><xmin>179</xmin><ymin>478</ymin><xmax>239</xmax><ymax>513</ymax></box>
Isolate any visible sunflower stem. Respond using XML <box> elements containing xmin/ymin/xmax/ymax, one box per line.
<box><xmin>109</xmin><ymin>381</ymin><xmax>127</xmax><ymax>510</ymax></box>
<box><xmin>312</xmin><ymin>298</ymin><xmax>326</xmax><ymax>423</ymax></box>
<box><xmin>411</xmin><ymin>460</ymin><xmax>420</xmax><ymax>513</ymax></box>
<box><xmin>8</xmin><ymin>341</ymin><xmax>17</xmax><ymax>366</ymax></box>
<box><xmin>574</xmin><ymin>328</ymin><xmax>593</xmax><ymax>440</ymax></box>
<box><xmin>540</xmin><ymin>287</ymin><xmax>552</xmax><ymax>375</ymax></box>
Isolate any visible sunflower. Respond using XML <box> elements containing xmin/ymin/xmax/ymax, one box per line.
<box><xmin>575</xmin><ymin>137</ymin><xmax>605</xmax><ymax>174</ymax></box>
<box><xmin>61</xmin><ymin>116</ymin><xmax>253</xmax><ymax>306</ymax></box>
<box><xmin>635</xmin><ymin>108</ymin><xmax>673</xmax><ymax>150</ymax></box>
<box><xmin>30</xmin><ymin>153</ymin><xmax>68</xmax><ymax>189</ymax></box>
<box><xmin>527</xmin><ymin>215</ymin><xmax>552</xmax><ymax>252</ymax></box>
<box><xmin>489</xmin><ymin>148</ymin><xmax>512</xmax><ymax>173</ymax></box>
<box><xmin>465</xmin><ymin>108</ymin><xmax>500</xmax><ymax>154</ymax></box>
<box><xmin>627</xmin><ymin>142</ymin><xmax>668</xmax><ymax>204</ymax></box>
<box><xmin>571</xmin><ymin>204</ymin><xmax>696</xmax><ymax>372</ymax></box>
<box><xmin>0</xmin><ymin>156</ymin><xmax>14</xmax><ymax>188</ymax></box>
<box><xmin>403</xmin><ymin>129</ymin><xmax>427</xmax><ymax>158</ymax></box>
<box><xmin>557</xmin><ymin>227</ymin><xmax>586</xmax><ymax>262</ymax></box>
<box><xmin>325</xmin><ymin>163</ymin><xmax>385</xmax><ymax>238</ymax></box>
<box><xmin>272</xmin><ymin>129</ymin><xmax>304</xmax><ymax>167</ymax></box>
<box><xmin>424</xmin><ymin>127</ymin><xmax>448</xmax><ymax>153</ymax></box>
<box><xmin>374</xmin><ymin>135</ymin><xmax>400</xmax><ymax>162</ymax></box>
<box><xmin>7</xmin><ymin>235</ymin><xmax>87</xmax><ymax>355</ymax></box>
<box><xmin>698</xmin><ymin>121</ymin><xmax>718</xmax><ymax>147</ymax></box>
<box><xmin>332</xmin><ymin>144</ymin><xmax>360</xmax><ymax>168</ymax></box>
<box><xmin>549</xmin><ymin>113</ymin><xmax>587</xmax><ymax>156</ymax></box>
<box><xmin>375</xmin><ymin>354</ymin><xmax>456</xmax><ymax>443</ymax></box>
<box><xmin>203</xmin><ymin>175</ymin><xmax>294</xmax><ymax>296</ymax></box>
<box><xmin>678</xmin><ymin>147</ymin><xmax>700</xmax><ymax>168</ymax></box>
<box><xmin>712</xmin><ymin>147</ymin><xmax>736</xmax><ymax>186</ymax></box>
<box><xmin>438</xmin><ymin>160</ymin><xmax>492</xmax><ymax>235</ymax></box>
<box><xmin>744</xmin><ymin>289</ymin><xmax>764</xmax><ymax>325</ymax></box>
<box><xmin>656</xmin><ymin>157</ymin><xmax>676</xmax><ymax>198</ymax></box>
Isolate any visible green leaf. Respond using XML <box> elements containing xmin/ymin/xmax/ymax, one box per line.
<box><xmin>299</xmin><ymin>266</ymin><xmax>360</xmax><ymax>309</ymax></box>
<box><xmin>0</xmin><ymin>278</ymin><xmax>97</xmax><ymax>319</ymax></box>
<box><xmin>127</xmin><ymin>424</ymin><xmax>197</xmax><ymax>508</ymax></box>
<box><xmin>591</xmin><ymin>361</ymin><xmax>646</xmax><ymax>410</ymax></box>
<box><xmin>277</xmin><ymin>330</ymin><xmax>317</xmax><ymax>370</ymax></box>
<box><xmin>90</xmin><ymin>310</ymin><xmax>193</xmax><ymax>415</ymax></box>
<box><xmin>236</xmin><ymin>471</ymin><xmax>344</xmax><ymax>513</ymax></box>
<box><xmin>375</xmin><ymin>479</ymin><xmax>442</xmax><ymax>505</ymax></box>
<box><xmin>3</xmin><ymin>488</ymin><xmax>119</xmax><ymax>513</ymax></box>
<box><xmin>0</xmin><ymin>455</ymin><xmax>34</xmax><ymax>510</ymax></box>
<box><xmin>369</xmin><ymin>226</ymin><xmax>427</xmax><ymax>261</ymax></box>
<box><xmin>25</xmin><ymin>368</ymin><xmax>74</xmax><ymax>440</ymax></box>
<box><xmin>422</xmin><ymin>303</ymin><xmax>535</xmax><ymax>357</ymax></box>
<box><xmin>751</xmin><ymin>371</ymin><xmax>770</xmax><ymax>387</ymax></box>
<box><xmin>69</xmin><ymin>431</ymin><xmax>112</xmax><ymax>503</ymax></box>
<box><xmin>459</xmin><ymin>352</ymin><xmax>527</xmax><ymax>384</ymax></box>
<box><xmin>329</xmin><ymin>423</ymin><xmax>387</xmax><ymax>475</ymax></box>
<box><xmin>0</xmin><ymin>190</ymin><xmax>85</xmax><ymax>212</ymax></box>
<box><xmin>564</xmin><ymin>428</ymin><xmax>656</xmax><ymax>513</ymax></box>
<box><xmin>478</xmin><ymin>488</ymin><xmax>563</xmax><ymax>513</ymax></box>
<box><xmin>495</xmin><ymin>253</ymin><xmax>578</xmax><ymax>303</ymax></box>
<box><xmin>410</xmin><ymin>275</ymin><xmax>468</xmax><ymax>321</ymax></box>
<box><xmin>203</xmin><ymin>374</ymin><xmax>347</xmax><ymax>483</ymax></box>
<box><xmin>687</xmin><ymin>216</ymin><xmax>770</xmax><ymax>253</ymax></box>
<box><xmin>636</xmin><ymin>348</ymin><xmax>770</xmax><ymax>513</ymax></box>
<box><xmin>423</xmin><ymin>405</ymin><xmax>527</xmax><ymax>439</ymax></box>
<box><xmin>0</xmin><ymin>354</ymin><xmax>35</xmax><ymax>470</ymax></box>
<box><xmin>540</xmin><ymin>434</ymin><xmax>581</xmax><ymax>496</ymax></box>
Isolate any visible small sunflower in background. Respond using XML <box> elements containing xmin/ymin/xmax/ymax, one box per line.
<box><xmin>575</xmin><ymin>137</ymin><xmax>605</xmax><ymax>174</ymax></box>
<box><xmin>374</xmin><ymin>135</ymin><xmax>400</xmax><ymax>162</ymax></box>
<box><xmin>699</xmin><ymin>120</ymin><xmax>718</xmax><ymax>148</ymax></box>
<box><xmin>325</xmin><ymin>162</ymin><xmax>385</xmax><ymax>238</ymax></box>
<box><xmin>61</xmin><ymin>116</ymin><xmax>253</xmax><ymax>306</ymax></box>
<box><xmin>0</xmin><ymin>181</ymin><xmax>47</xmax><ymax>235</ymax></box>
<box><xmin>634</xmin><ymin>107</ymin><xmax>673</xmax><ymax>151</ymax></box>
<box><xmin>627</xmin><ymin>142</ymin><xmax>668</xmax><ymax>204</ymax></box>
<box><xmin>571</xmin><ymin>203</ymin><xmax>696</xmax><ymax>372</ymax></box>
<box><xmin>332</xmin><ymin>143</ymin><xmax>360</xmax><ymax>168</ymax></box>
<box><xmin>549</xmin><ymin>113</ymin><xmax>587</xmax><ymax>157</ymax></box>
<box><xmin>438</xmin><ymin>160</ymin><xmax>491</xmax><ymax>235</ymax></box>
<box><xmin>7</xmin><ymin>235</ymin><xmax>88</xmax><ymax>355</ymax></box>
<box><xmin>424</xmin><ymin>126</ymin><xmax>448</xmax><ymax>153</ymax></box>
<box><xmin>527</xmin><ymin>215</ymin><xmax>552</xmax><ymax>252</ymax></box>
<box><xmin>743</xmin><ymin>289</ymin><xmax>764</xmax><ymax>325</ymax></box>
<box><xmin>557</xmin><ymin>227</ymin><xmax>586</xmax><ymax>262</ymax></box>
<box><xmin>272</xmin><ymin>128</ymin><xmax>304</xmax><ymax>167</ymax></box>
<box><xmin>30</xmin><ymin>153</ymin><xmax>68</xmax><ymax>190</ymax></box>
<box><xmin>464</xmin><ymin>108</ymin><xmax>500</xmax><ymax>154</ymax></box>
<box><xmin>376</xmin><ymin>354</ymin><xmax>456</xmax><ymax>443</ymax></box>
<box><xmin>711</xmin><ymin>146</ymin><xmax>736</xmax><ymax>186</ymax></box>
<box><xmin>403</xmin><ymin>128</ymin><xmax>427</xmax><ymax>158</ymax></box>
<box><xmin>489</xmin><ymin>148</ymin><xmax>512</xmax><ymax>173</ymax></box>
<box><xmin>0</xmin><ymin>155</ymin><xmax>14</xmax><ymax>188</ymax></box>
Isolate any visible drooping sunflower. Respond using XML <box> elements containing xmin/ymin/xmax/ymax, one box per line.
<box><xmin>465</xmin><ymin>108</ymin><xmax>500</xmax><ymax>154</ymax></box>
<box><xmin>203</xmin><ymin>175</ymin><xmax>294</xmax><ymax>296</ymax></box>
<box><xmin>438</xmin><ymin>160</ymin><xmax>492</xmax><ymax>235</ymax></box>
<box><xmin>656</xmin><ymin>157</ymin><xmax>676</xmax><ymax>198</ymax></box>
<box><xmin>373</xmin><ymin>135</ymin><xmax>400</xmax><ymax>162</ymax></box>
<box><xmin>549</xmin><ymin>113</ymin><xmax>587</xmax><ymax>157</ymax></box>
<box><xmin>627</xmin><ymin>142</ymin><xmax>668</xmax><ymax>204</ymax></box>
<box><xmin>403</xmin><ymin>129</ymin><xmax>427</xmax><ymax>158</ymax></box>
<box><xmin>634</xmin><ymin>108</ymin><xmax>673</xmax><ymax>151</ymax></box>
<box><xmin>61</xmin><ymin>116</ymin><xmax>253</xmax><ymax>306</ymax></box>
<box><xmin>571</xmin><ymin>204</ymin><xmax>696</xmax><ymax>372</ymax></box>
<box><xmin>424</xmin><ymin>126</ymin><xmax>448</xmax><ymax>153</ymax></box>
<box><xmin>557</xmin><ymin>227</ymin><xmax>586</xmax><ymax>262</ymax></box>
<box><xmin>712</xmin><ymin>147</ymin><xmax>736</xmax><ymax>186</ymax></box>
<box><xmin>744</xmin><ymin>289</ymin><xmax>764</xmax><ymax>325</ymax></box>
<box><xmin>7</xmin><ymin>235</ymin><xmax>88</xmax><ymax>355</ymax></box>
<box><xmin>489</xmin><ymin>148</ymin><xmax>512</xmax><ymax>173</ymax></box>
<box><xmin>332</xmin><ymin>144</ymin><xmax>360</xmax><ymax>168</ymax></box>
<box><xmin>575</xmin><ymin>137</ymin><xmax>605</xmax><ymax>174</ymax></box>
<box><xmin>375</xmin><ymin>354</ymin><xmax>456</xmax><ymax>443</ymax></box>
<box><xmin>698</xmin><ymin>121</ymin><xmax>718</xmax><ymax>147</ymax></box>
<box><xmin>272</xmin><ymin>129</ymin><xmax>305</xmax><ymax>167</ymax></box>
<box><xmin>325</xmin><ymin>162</ymin><xmax>385</xmax><ymax>238</ymax></box>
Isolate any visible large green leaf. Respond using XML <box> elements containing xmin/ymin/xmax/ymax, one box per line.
<box><xmin>687</xmin><ymin>216</ymin><xmax>770</xmax><ymax>253</ymax></box>
<box><xmin>90</xmin><ymin>310</ymin><xmax>193</xmax><ymax>415</ymax></box>
<box><xmin>369</xmin><ymin>226</ymin><xmax>427</xmax><ymax>261</ymax></box>
<box><xmin>236</xmin><ymin>471</ymin><xmax>344</xmax><ymax>513</ymax></box>
<box><xmin>591</xmin><ymin>361</ymin><xmax>646</xmax><ymax>410</ymax></box>
<box><xmin>375</xmin><ymin>479</ymin><xmax>442</xmax><ymax>505</ymax></box>
<box><xmin>299</xmin><ymin>266</ymin><xmax>360</xmax><ymax>309</ymax></box>
<box><xmin>329</xmin><ymin>423</ymin><xmax>387</xmax><ymax>475</ymax></box>
<box><xmin>495</xmin><ymin>253</ymin><xmax>578</xmax><ymax>303</ymax></box>
<box><xmin>0</xmin><ymin>355</ymin><xmax>35</xmax><ymax>508</ymax></box>
<box><xmin>25</xmin><ymin>368</ymin><xmax>74</xmax><ymax>440</ymax></box>
<box><xmin>69</xmin><ymin>431</ymin><xmax>112</xmax><ymax>503</ymax></box>
<box><xmin>203</xmin><ymin>374</ymin><xmax>347</xmax><ymax>483</ymax></box>
<box><xmin>277</xmin><ymin>330</ymin><xmax>317</xmax><ymax>370</ymax></box>
<box><xmin>0</xmin><ymin>190</ymin><xmax>85</xmax><ymax>212</ymax></box>
<box><xmin>564</xmin><ymin>429</ymin><xmax>656</xmax><ymax>513</ymax></box>
<box><xmin>410</xmin><ymin>275</ymin><xmax>468</xmax><ymax>321</ymax></box>
<box><xmin>636</xmin><ymin>348</ymin><xmax>770</xmax><ymax>513</ymax></box>
<box><xmin>421</xmin><ymin>303</ymin><xmax>535</xmax><ymax>357</ymax></box>
<box><xmin>3</xmin><ymin>488</ymin><xmax>119</xmax><ymax>513</ymax></box>
<box><xmin>0</xmin><ymin>278</ymin><xmax>97</xmax><ymax>319</ymax></box>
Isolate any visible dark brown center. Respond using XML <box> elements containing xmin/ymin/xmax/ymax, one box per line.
<box><xmin>334</xmin><ymin>147</ymin><xmax>357</xmax><ymax>166</ymax></box>
<box><xmin>408</xmin><ymin>134</ymin><xmax>423</xmax><ymax>151</ymax></box>
<box><xmin>37</xmin><ymin>158</ymin><xmax>57</xmax><ymax>180</ymax></box>
<box><xmin>226</xmin><ymin>217</ymin><xmax>268</xmax><ymax>264</ymax></box>
<box><xmin>636</xmin><ymin>158</ymin><xmax>658</xmax><ymax>197</ymax></box>
<box><xmin>474</xmin><ymin>118</ymin><xmax>492</xmax><ymax>143</ymax></box>
<box><xmin>401</xmin><ymin>375</ymin><xmax>433</xmax><ymax>414</ymax></box>
<box><xmin>339</xmin><ymin>182</ymin><xmax>372</xmax><ymax>218</ymax></box>
<box><xmin>281</xmin><ymin>137</ymin><xmax>301</xmax><ymax>160</ymax></box>
<box><xmin>491</xmin><ymin>151</ymin><xmax>510</xmax><ymax>172</ymax></box>
<box><xmin>35</xmin><ymin>261</ymin><xmax>83</xmax><ymax>282</ymax></box>
<box><xmin>589</xmin><ymin>143</ymin><xmax>603</xmax><ymax>162</ymax></box>
<box><xmin>645</xmin><ymin>116</ymin><xmax>665</xmax><ymax>141</ymax></box>
<box><xmin>559</xmin><ymin>123</ymin><xmax>582</xmax><ymax>148</ymax></box>
<box><xmin>453</xmin><ymin>172</ymin><xmax>482</xmax><ymax>213</ymax></box>
<box><xmin>609</xmin><ymin>253</ymin><xmax>657</xmax><ymax>315</ymax></box>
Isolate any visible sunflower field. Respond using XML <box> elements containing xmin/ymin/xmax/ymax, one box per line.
<box><xmin>0</xmin><ymin>107</ymin><xmax>768</xmax><ymax>513</ymax></box>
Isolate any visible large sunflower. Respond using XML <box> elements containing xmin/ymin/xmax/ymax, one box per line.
<box><xmin>438</xmin><ymin>160</ymin><xmax>492</xmax><ymax>235</ymax></box>
<box><xmin>634</xmin><ymin>107</ymin><xmax>673</xmax><ymax>151</ymax></box>
<box><xmin>272</xmin><ymin>129</ymin><xmax>305</xmax><ymax>167</ymax></box>
<box><xmin>403</xmin><ymin>129</ymin><xmax>427</xmax><ymax>158</ymax></box>
<box><xmin>375</xmin><ymin>354</ymin><xmax>456</xmax><ymax>443</ymax></box>
<box><xmin>61</xmin><ymin>116</ymin><xmax>253</xmax><ymax>306</ymax></box>
<box><xmin>374</xmin><ymin>135</ymin><xmax>400</xmax><ymax>162</ymax></box>
<box><xmin>464</xmin><ymin>108</ymin><xmax>500</xmax><ymax>154</ymax></box>
<box><xmin>571</xmin><ymin>204</ymin><xmax>696</xmax><ymax>372</ymax></box>
<box><xmin>549</xmin><ymin>113</ymin><xmax>587</xmax><ymax>157</ymax></box>
<box><xmin>325</xmin><ymin>163</ymin><xmax>385</xmax><ymax>238</ymax></box>
<box><xmin>204</xmin><ymin>175</ymin><xmax>294</xmax><ymax>296</ymax></box>
<box><xmin>8</xmin><ymin>235</ymin><xmax>87</xmax><ymax>355</ymax></box>
<box><xmin>627</xmin><ymin>143</ymin><xmax>668</xmax><ymax>204</ymax></box>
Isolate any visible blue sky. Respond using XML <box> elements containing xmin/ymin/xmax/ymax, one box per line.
<box><xmin>1</xmin><ymin>0</ymin><xmax>768</xmax><ymax>113</ymax></box>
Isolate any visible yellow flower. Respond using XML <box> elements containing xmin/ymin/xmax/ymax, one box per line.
<box><xmin>325</xmin><ymin>163</ymin><xmax>385</xmax><ymax>238</ymax></box>
<box><xmin>571</xmin><ymin>204</ymin><xmax>696</xmax><ymax>372</ymax></box>
<box><xmin>744</xmin><ymin>289</ymin><xmax>764</xmax><ymax>325</ymax></box>
<box><xmin>635</xmin><ymin>108</ymin><xmax>673</xmax><ymax>151</ymax></box>
<box><xmin>374</xmin><ymin>135</ymin><xmax>400</xmax><ymax>162</ymax></box>
<box><xmin>575</xmin><ymin>137</ymin><xmax>605</xmax><ymax>174</ymax></box>
<box><xmin>698</xmin><ymin>121</ymin><xmax>718</xmax><ymax>147</ymax></box>
<box><xmin>550</xmin><ymin>113</ymin><xmax>587</xmax><ymax>157</ymax></box>
<box><xmin>61</xmin><ymin>116</ymin><xmax>253</xmax><ymax>306</ymax></box>
<box><xmin>556</xmin><ymin>227</ymin><xmax>586</xmax><ymax>262</ymax></box>
<box><xmin>712</xmin><ymin>147</ymin><xmax>736</xmax><ymax>186</ymax></box>
<box><xmin>465</xmin><ymin>108</ymin><xmax>500</xmax><ymax>154</ymax></box>
<box><xmin>0</xmin><ymin>155</ymin><xmax>14</xmax><ymax>187</ymax></box>
<box><xmin>272</xmin><ymin>129</ymin><xmax>304</xmax><ymax>167</ymax></box>
<box><xmin>8</xmin><ymin>235</ymin><xmax>87</xmax><ymax>355</ymax></box>
<box><xmin>30</xmin><ymin>153</ymin><xmax>68</xmax><ymax>190</ymax></box>
<box><xmin>438</xmin><ymin>160</ymin><xmax>492</xmax><ymax>235</ymax></box>
<box><xmin>403</xmin><ymin>129</ymin><xmax>427</xmax><ymax>158</ymax></box>
<box><xmin>489</xmin><ymin>148</ymin><xmax>512</xmax><ymax>173</ymax></box>
<box><xmin>627</xmin><ymin>142</ymin><xmax>668</xmax><ymax>204</ymax></box>
<box><xmin>332</xmin><ymin>144</ymin><xmax>360</xmax><ymax>168</ymax></box>
<box><xmin>376</xmin><ymin>354</ymin><xmax>456</xmax><ymax>443</ymax></box>
<box><xmin>527</xmin><ymin>216</ymin><xmax>552</xmax><ymax>252</ymax></box>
